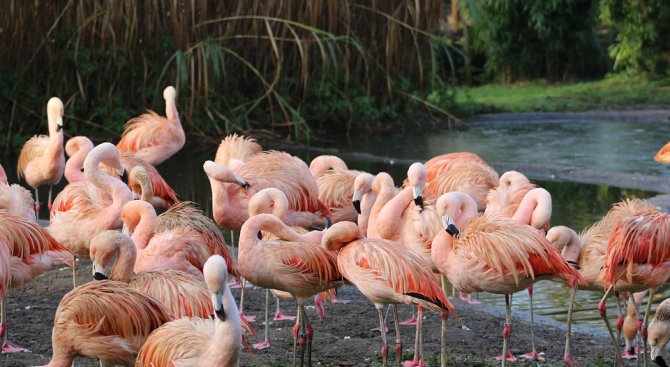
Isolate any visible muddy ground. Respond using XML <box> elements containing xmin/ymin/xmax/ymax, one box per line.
<box><xmin>3</xmin><ymin>259</ymin><xmax>628</xmax><ymax>367</ymax></box>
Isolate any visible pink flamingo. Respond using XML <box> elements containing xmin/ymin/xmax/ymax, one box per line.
<box><xmin>121</xmin><ymin>200</ymin><xmax>236</xmax><ymax>279</ymax></box>
<box><xmin>374</xmin><ymin>162</ymin><xmax>442</xmax><ymax>366</ymax></box>
<box><xmin>352</xmin><ymin>172</ymin><xmax>376</xmax><ymax>236</ymax></box>
<box><xmin>89</xmin><ymin>230</ymin><xmax>213</xmax><ymax>319</ymax></box>
<box><xmin>598</xmin><ymin>206</ymin><xmax>670</xmax><ymax>367</ymax></box>
<box><xmin>64</xmin><ymin>136</ymin><xmax>179</xmax><ymax>207</ymax></box>
<box><xmin>203</xmin><ymin>151</ymin><xmax>331</xmax><ymax>231</ymax></box>
<box><xmin>238</xmin><ymin>213</ymin><xmax>342</xmax><ymax>367</ymax></box>
<box><xmin>214</xmin><ymin>133</ymin><xmax>263</xmax><ymax>168</ymax></box>
<box><xmin>310</xmin><ymin>155</ymin><xmax>361</xmax><ymax>223</ymax></box>
<box><xmin>364</xmin><ymin>172</ymin><xmax>398</xmax><ymax>239</ymax></box>
<box><xmin>1</xmin><ymin>212</ymin><xmax>74</xmax><ymax>353</ymax></box>
<box><xmin>485</xmin><ymin>171</ymin><xmax>538</xmax><ymax>218</ymax></box>
<box><xmin>47</xmin><ymin>143</ymin><xmax>133</xmax><ymax>259</ymax></box>
<box><xmin>421</xmin><ymin>152</ymin><xmax>487</xmax><ymax>183</ymax></box>
<box><xmin>648</xmin><ymin>298</ymin><xmax>670</xmax><ymax>366</ymax></box>
<box><xmin>0</xmin><ymin>163</ymin><xmax>36</xmax><ymax>222</ymax></box>
<box><xmin>323</xmin><ymin>221</ymin><xmax>453</xmax><ymax>367</ymax></box>
<box><xmin>34</xmin><ymin>280</ymin><xmax>172</xmax><ymax>366</ymax></box>
<box><xmin>423</xmin><ymin>160</ymin><xmax>499</xmax><ymax>211</ymax></box>
<box><xmin>17</xmin><ymin>97</ymin><xmax>65</xmax><ymax>217</ymax></box>
<box><xmin>431</xmin><ymin>192</ymin><xmax>582</xmax><ymax>367</ymax></box>
<box><xmin>621</xmin><ymin>292</ymin><xmax>645</xmax><ymax>360</ymax></box>
<box><xmin>116</xmin><ymin>86</ymin><xmax>185</xmax><ymax>166</ymax></box>
<box><xmin>136</xmin><ymin>255</ymin><xmax>242</xmax><ymax>367</ymax></box>
<box><xmin>654</xmin><ymin>142</ymin><xmax>670</xmax><ymax>163</ymax></box>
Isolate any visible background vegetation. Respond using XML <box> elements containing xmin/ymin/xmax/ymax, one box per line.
<box><xmin>1</xmin><ymin>0</ymin><xmax>669</xmax><ymax>157</ymax></box>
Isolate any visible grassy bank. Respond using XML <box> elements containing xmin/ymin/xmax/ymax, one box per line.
<box><xmin>454</xmin><ymin>75</ymin><xmax>670</xmax><ymax>116</ymax></box>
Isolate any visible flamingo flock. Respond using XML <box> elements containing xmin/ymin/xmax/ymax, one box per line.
<box><xmin>0</xmin><ymin>90</ymin><xmax>669</xmax><ymax>367</ymax></box>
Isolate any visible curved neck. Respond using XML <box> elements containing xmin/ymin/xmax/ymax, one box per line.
<box><xmin>368</xmin><ymin>174</ymin><xmax>395</xmax><ymax>238</ymax></box>
<box><xmin>130</xmin><ymin>204</ymin><xmax>157</xmax><ymax>250</ymax></box>
<box><xmin>165</xmin><ymin>97</ymin><xmax>180</xmax><ymax>125</ymax></box>
<box><xmin>511</xmin><ymin>188</ymin><xmax>552</xmax><ymax>230</ymax></box>
<box><xmin>431</xmin><ymin>229</ymin><xmax>454</xmax><ymax>271</ymax></box>
<box><xmin>239</xmin><ymin>214</ymin><xmax>321</xmax><ymax>253</ymax></box>
<box><xmin>110</xmin><ymin>236</ymin><xmax>137</xmax><ymax>283</ymax></box>
<box><xmin>64</xmin><ymin>144</ymin><xmax>91</xmax><ymax>183</ymax></box>
<box><xmin>560</xmin><ymin>229</ymin><xmax>582</xmax><ymax>264</ymax></box>
<box><xmin>376</xmin><ymin>187</ymin><xmax>413</xmax><ymax>239</ymax></box>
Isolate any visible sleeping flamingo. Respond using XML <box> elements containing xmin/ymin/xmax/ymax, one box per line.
<box><xmin>17</xmin><ymin>97</ymin><xmax>65</xmax><ymax>218</ymax></box>
<box><xmin>238</xmin><ymin>213</ymin><xmax>342</xmax><ymax>367</ymax></box>
<box><xmin>35</xmin><ymin>279</ymin><xmax>172</xmax><ymax>366</ymax></box>
<box><xmin>0</xmin><ymin>212</ymin><xmax>74</xmax><ymax>353</ymax></box>
<box><xmin>323</xmin><ymin>221</ymin><xmax>453</xmax><ymax>367</ymax></box>
<box><xmin>214</xmin><ymin>133</ymin><xmax>263</xmax><ymax>168</ymax></box>
<box><xmin>423</xmin><ymin>160</ymin><xmax>499</xmax><ymax>211</ymax></box>
<box><xmin>64</xmin><ymin>136</ymin><xmax>179</xmax><ymax>207</ymax></box>
<box><xmin>116</xmin><ymin>86</ymin><xmax>185</xmax><ymax>166</ymax></box>
<box><xmin>431</xmin><ymin>192</ymin><xmax>582</xmax><ymax>367</ymax></box>
<box><xmin>310</xmin><ymin>155</ymin><xmax>361</xmax><ymax>223</ymax></box>
<box><xmin>136</xmin><ymin>255</ymin><xmax>242</xmax><ymax>367</ymax></box>
<box><xmin>0</xmin><ymin>163</ymin><xmax>35</xmax><ymax>222</ymax></box>
<box><xmin>203</xmin><ymin>151</ymin><xmax>331</xmax><ymax>231</ymax></box>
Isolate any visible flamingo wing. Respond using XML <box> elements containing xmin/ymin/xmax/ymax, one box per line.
<box><xmin>214</xmin><ymin>133</ymin><xmax>262</xmax><ymax>166</ymax></box>
<box><xmin>136</xmin><ymin>317</ymin><xmax>212</xmax><ymax>367</ymax></box>
<box><xmin>117</xmin><ymin>110</ymin><xmax>168</xmax><ymax>154</ymax></box>
<box><xmin>17</xmin><ymin>135</ymin><xmax>49</xmax><ymax>179</ymax></box>
<box><xmin>268</xmin><ymin>239</ymin><xmax>340</xmax><ymax>284</ymax></box>
<box><xmin>130</xmin><ymin>270</ymin><xmax>213</xmax><ymax>319</ymax></box>
<box><xmin>0</xmin><ymin>212</ymin><xmax>73</xmax><ymax>264</ymax></box>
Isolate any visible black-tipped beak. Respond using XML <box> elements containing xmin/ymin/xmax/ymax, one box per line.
<box><xmin>325</xmin><ymin>216</ymin><xmax>333</xmax><ymax>229</ymax></box>
<box><xmin>56</xmin><ymin>125</ymin><xmax>62</xmax><ymax>132</ymax></box>
<box><xmin>121</xmin><ymin>170</ymin><xmax>129</xmax><ymax>184</ymax></box>
<box><xmin>93</xmin><ymin>272</ymin><xmax>108</xmax><ymax>281</ymax></box>
<box><xmin>446</xmin><ymin>224</ymin><xmax>460</xmax><ymax>237</ymax></box>
<box><xmin>655</xmin><ymin>355</ymin><xmax>668</xmax><ymax>367</ymax></box>
<box><xmin>353</xmin><ymin>200</ymin><xmax>361</xmax><ymax>214</ymax></box>
<box><xmin>215</xmin><ymin>307</ymin><xmax>226</xmax><ymax>322</ymax></box>
<box><xmin>414</xmin><ymin>196</ymin><xmax>424</xmax><ymax>210</ymax></box>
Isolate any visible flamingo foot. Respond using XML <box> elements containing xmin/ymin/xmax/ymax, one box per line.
<box><xmin>520</xmin><ymin>350</ymin><xmax>545</xmax><ymax>361</ymax></box>
<box><xmin>494</xmin><ymin>352</ymin><xmax>517</xmax><ymax>362</ymax></box>
<box><xmin>465</xmin><ymin>294</ymin><xmax>482</xmax><ymax>305</ymax></box>
<box><xmin>621</xmin><ymin>349</ymin><xmax>638</xmax><ymax>360</ymax></box>
<box><xmin>228</xmin><ymin>279</ymin><xmax>243</xmax><ymax>288</ymax></box>
<box><xmin>370</xmin><ymin>324</ymin><xmax>388</xmax><ymax>333</ymax></box>
<box><xmin>240</xmin><ymin>312</ymin><xmax>256</xmax><ymax>323</ymax></box>
<box><xmin>273</xmin><ymin>311</ymin><xmax>296</xmax><ymax>321</ymax></box>
<box><xmin>564</xmin><ymin>353</ymin><xmax>580</xmax><ymax>367</ymax></box>
<box><xmin>253</xmin><ymin>338</ymin><xmax>271</xmax><ymax>350</ymax></box>
<box><xmin>402</xmin><ymin>356</ymin><xmax>419</xmax><ymax>367</ymax></box>
<box><xmin>332</xmin><ymin>297</ymin><xmax>352</xmax><ymax>304</ymax></box>
<box><xmin>2</xmin><ymin>340</ymin><xmax>29</xmax><ymax>354</ymax></box>
<box><xmin>400</xmin><ymin>315</ymin><xmax>417</xmax><ymax>326</ymax></box>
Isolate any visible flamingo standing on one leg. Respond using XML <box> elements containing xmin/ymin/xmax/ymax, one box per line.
<box><xmin>17</xmin><ymin>97</ymin><xmax>65</xmax><ymax>218</ymax></box>
<box><xmin>310</xmin><ymin>155</ymin><xmax>362</xmax><ymax>223</ymax></box>
<box><xmin>64</xmin><ymin>136</ymin><xmax>179</xmax><ymax>207</ymax></box>
<box><xmin>0</xmin><ymin>163</ymin><xmax>36</xmax><ymax>222</ymax></box>
<box><xmin>0</xmin><ymin>212</ymin><xmax>74</xmax><ymax>353</ymax></box>
<box><xmin>238</xmin><ymin>213</ymin><xmax>342</xmax><ymax>367</ymax></box>
<box><xmin>431</xmin><ymin>192</ymin><xmax>583</xmax><ymax>367</ymax></box>
<box><xmin>34</xmin><ymin>280</ymin><xmax>172</xmax><ymax>366</ymax></box>
<box><xmin>116</xmin><ymin>86</ymin><xmax>185</xmax><ymax>166</ymax></box>
<box><xmin>204</xmin><ymin>151</ymin><xmax>331</xmax><ymax>231</ymax></box>
<box><xmin>323</xmin><ymin>221</ymin><xmax>453</xmax><ymax>367</ymax></box>
<box><xmin>136</xmin><ymin>255</ymin><xmax>243</xmax><ymax>367</ymax></box>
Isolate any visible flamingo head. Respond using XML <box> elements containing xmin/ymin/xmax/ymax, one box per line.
<box><xmin>352</xmin><ymin>172</ymin><xmax>374</xmax><ymax>214</ymax></box>
<box><xmin>204</xmin><ymin>255</ymin><xmax>229</xmax><ymax>321</ymax></box>
<box><xmin>163</xmin><ymin>86</ymin><xmax>177</xmax><ymax>101</ymax></box>
<box><xmin>407</xmin><ymin>162</ymin><xmax>427</xmax><ymax>209</ymax></box>
<box><xmin>47</xmin><ymin>97</ymin><xmax>64</xmax><ymax>133</ymax></box>
<box><xmin>322</xmin><ymin>221</ymin><xmax>363</xmax><ymax>251</ymax></box>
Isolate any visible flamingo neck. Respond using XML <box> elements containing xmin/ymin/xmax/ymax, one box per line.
<box><xmin>131</xmin><ymin>204</ymin><xmax>157</xmax><ymax>250</ymax></box>
<box><xmin>376</xmin><ymin>187</ymin><xmax>413</xmax><ymax>240</ymax></box>
<box><xmin>431</xmin><ymin>230</ymin><xmax>454</xmax><ymax>275</ymax></box>
<box><xmin>368</xmin><ymin>177</ymin><xmax>395</xmax><ymax>238</ymax></box>
<box><xmin>239</xmin><ymin>214</ymin><xmax>320</xmax><ymax>254</ymax></box>
<box><xmin>511</xmin><ymin>189</ymin><xmax>552</xmax><ymax>230</ymax></box>
<box><xmin>110</xmin><ymin>236</ymin><xmax>137</xmax><ymax>283</ymax></box>
<box><xmin>560</xmin><ymin>229</ymin><xmax>582</xmax><ymax>264</ymax></box>
<box><xmin>64</xmin><ymin>145</ymin><xmax>91</xmax><ymax>183</ymax></box>
<box><xmin>0</xmin><ymin>164</ymin><xmax>7</xmax><ymax>184</ymax></box>
<box><xmin>358</xmin><ymin>190</ymin><xmax>377</xmax><ymax>236</ymax></box>
<box><xmin>165</xmin><ymin>97</ymin><xmax>180</xmax><ymax>126</ymax></box>
<box><xmin>209</xmin><ymin>285</ymin><xmax>242</xmax><ymax>361</ymax></box>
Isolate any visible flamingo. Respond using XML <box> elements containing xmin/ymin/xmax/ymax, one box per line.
<box><xmin>485</xmin><ymin>171</ymin><xmax>538</xmax><ymax>218</ymax></box>
<box><xmin>423</xmin><ymin>160</ymin><xmax>499</xmax><ymax>211</ymax></box>
<box><xmin>310</xmin><ymin>155</ymin><xmax>361</xmax><ymax>223</ymax></box>
<box><xmin>598</xmin><ymin>206</ymin><xmax>670</xmax><ymax>367</ymax></box>
<box><xmin>322</xmin><ymin>221</ymin><xmax>453</xmax><ymax>367</ymax></box>
<box><xmin>136</xmin><ymin>255</ymin><xmax>242</xmax><ymax>367</ymax></box>
<box><xmin>121</xmin><ymin>200</ymin><xmax>236</xmax><ymax>279</ymax></box>
<box><xmin>203</xmin><ymin>151</ymin><xmax>331</xmax><ymax>231</ymax></box>
<box><xmin>89</xmin><ymin>230</ymin><xmax>213</xmax><ymax>319</ymax></box>
<box><xmin>17</xmin><ymin>97</ymin><xmax>65</xmax><ymax>218</ymax></box>
<box><xmin>34</xmin><ymin>280</ymin><xmax>172</xmax><ymax>366</ymax></box>
<box><xmin>238</xmin><ymin>213</ymin><xmax>342</xmax><ymax>367</ymax></box>
<box><xmin>654</xmin><ymin>142</ymin><xmax>670</xmax><ymax>163</ymax></box>
<box><xmin>430</xmin><ymin>192</ymin><xmax>583</xmax><ymax>367</ymax></box>
<box><xmin>214</xmin><ymin>133</ymin><xmax>263</xmax><ymax>168</ymax></box>
<box><xmin>421</xmin><ymin>152</ymin><xmax>487</xmax><ymax>183</ymax></box>
<box><xmin>352</xmin><ymin>172</ymin><xmax>376</xmax><ymax>236</ymax></box>
<box><xmin>621</xmin><ymin>292</ymin><xmax>645</xmax><ymax>360</ymax></box>
<box><xmin>0</xmin><ymin>163</ymin><xmax>36</xmax><ymax>222</ymax></box>
<box><xmin>116</xmin><ymin>86</ymin><xmax>185</xmax><ymax>166</ymax></box>
<box><xmin>364</xmin><ymin>172</ymin><xmax>398</xmax><ymax>239</ymax></box>
<box><xmin>64</xmin><ymin>136</ymin><xmax>179</xmax><ymax>208</ymax></box>
<box><xmin>374</xmin><ymin>162</ymin><xmax>442</xmax><ymax>366</ymax></box>
<box><xmin>648</xmin><ymin>298</ymin><xmax>670</xmax><ymax>366</ymax></box>
<box><xmin>0</xmin><ymin>212</ymin><xmax>74</xmax><ymax>353</ymax></box>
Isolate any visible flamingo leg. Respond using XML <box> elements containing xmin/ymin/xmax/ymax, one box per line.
<box><xmin>238</xmin><ymin>278</ymin><xmax>256</xmax><ymax>322</ymax></box>
<box><xmin>1</xmin><ymin>298</ymin><xmax>29</xmax><ymax>353</ymax></box>
<box><xmin>520</xmin><ymin>285</ymin><xmax>544</xmax><ymax>360</ymax></box>
<box><xmin>392</xmin><ymin>305</ymin><xmax>402</xmax><ymax>367</ymax></box>
<box><xmin>34</xmin><ymin>188</ymin><xmax>40</xmax><ymax>220</ymax></box>
<box><xmin>440</xmin><ymin>275</ymin><xmax>448</xmax><ymax>367</ymax></box>
<box><xmin>274</xmin><ymin>295</ymin><xmax>296</xmax><ymax>321</ymax></box>
<box><xmin>599</xmin><ymin>285</ymin><xmax>624</xmax><ymax>367</ymax></box>
<box><xmin>71</xmin><ymin>255</ymin><xmax>77</xmax><ymax>289</ymax></box>
<box><xmin>500</xmin><ymin>294</ymin><xmax>516</xmax><ymax>367</ymax></box>
<box><xmin>302</xmin><ymin>305</ymin><xmax>313</xmax><ymax>367</ymax></box>
<box><xmin>377</xmin><ymin>305</ymin><xmax>389</xmax><ymax>367</ymax></box>
<box><xmin>418</xmin><ymin>307</ymin><xmax>424</xmax><ymax>367</ymax></box>
<box><xmin>563</xmin><ymin>287</ymin><xmax>578</xmax><ymax>367</ymax></box>
<box><xmin>253</xmin><ymin>289</ymin><xmax>271</xmax><ymax>350</ymax></box>
<box><xmin>292</xmin><ymin>303</ymin><xmax>301</xmax><ymax>367</ymax></box>
<box><xmin>641</xmin><ymin>288</ymin><xmax>656</xmax><ymax>367</ymax></box>
<box><xmin>403</xmin><ymin>306</ymin><xmax>421</xmax><ymax>367</ymax></box>
<box><xmin>47</xmin><ymin>184</ymin><xmax>53</xmax><ymax>212</ymax></box>
<box><xmin>400</xmin><ymin>306</ymin><xmax>417</xmax><ymax>326</ymax></box>
<box><xmin>615</xmin><ymin>291</ymin><xmax>624</xmax><ymax>346</ymax></box>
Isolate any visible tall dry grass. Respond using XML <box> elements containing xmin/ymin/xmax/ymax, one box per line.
<box><xmin>0</xmin><ymin>0</ymin><xmax>450</xmax><ymax>149</ymax></box>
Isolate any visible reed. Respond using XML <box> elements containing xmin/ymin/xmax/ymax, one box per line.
<box><xmin>0</xmin><ymin>0</ymin><xmax>453</xmax><ymax>151</ymax></box>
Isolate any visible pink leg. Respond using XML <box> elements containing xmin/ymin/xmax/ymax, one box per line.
<box><xmin>400</xmin><ymin>305</ymin><xmax>417</xmax><ymax>326</ymax></box>
<box><xmin>599</xmin><ymin>286</ymin><xmax>624</xmax><ymax>367</ymax></box>
<box><xmin>314</xmin><ymin>294</ymin><xmax>326</xmax><ymax>321</ymax></box>
<box><xmin>371</xmin><ymin>305</ymin><xmax>389</xmax><ymax>333</ymax></box>
<box><xmin>403</xmin><ymin>306</ymin><xmax>423</xmax><ymax>367</ymax></box>
<box><xmin>496</xmin><ymin>295</ymin><xmax>517</xmax><ymax>365</ymax></box>
<box><xmin>0</xmin><ymin>300</ymin><xmax>29</xmax><ymax>354</ymax></box>
<box><xmin>377</xmin><ymin>306</ymin><xmax>389</xmax><ymax>367</ymax></box>
<box><xmin>253</xmin><ymin>289</ymin><xmax>271</xmax><ymax>350</ymax></box>
<box><xmin>520</xmin><ymin>286</ymin><xmax>544</xmax><ymax>361</ymax></box>
<box><xmin>274</xmin><ymin>296</ymin><xmax>296</xmax><ymax>321</ymax></box>
<box><xmin>34</xmin><ymin>189</ymin><xmax>40</xmax><ymax>220</ymax></box>
<box><xmin>238</xmin><ymin>278</ymin><xmax>256</xmax><ymax>323</ymax></box>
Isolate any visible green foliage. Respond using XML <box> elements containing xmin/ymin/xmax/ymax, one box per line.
<box><xmin>461</xmin><ymin>0</ymin><xmax>607</xmax><ymax>82</ymax></box>
<box><xmin>600</xmin><ymin>0</ymin><xmax>670</xmax><ymax>76</ymax></box>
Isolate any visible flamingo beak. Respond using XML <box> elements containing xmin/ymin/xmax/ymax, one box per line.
<box><xmin>238</xmin><ymin>179</ymin><xmax>250</xmax><ymax>189</ymax></box>
<box><xmin>211</xmin><ymin>290</ymin><xmax>225</xmax><ymax>321</ymax></box>
<box><xmin>120</xmin><ymin>169</ymin><xmax>129</xmax><ymax>185</ymax></box>
<box><xmin>442</xmin><ymin>215</ymin><xmax>459</xmax><ymax>237</ymax></box>
<box><xmin>352</xmin><ymin>190</ymin><xmax>362</xmax><ymax>214</ymax></box>
<box><xmin>412</xmin><ymin>186</ymin><xmax>424</xmax><ymax>209</ymax></box>
<box><xmin>92</xmin><ymin>262</ymin><xmax>107</xmax><ymax>281</ymax></box>
<box><xmin>56</xmin><ymin>117</ymin><xmax>63</xmax><ymax>132</ymax></box>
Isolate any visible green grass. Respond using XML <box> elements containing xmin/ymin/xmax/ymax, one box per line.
<box><xmin>453</xmin><ymin>74</ymin><xmax>670</xmax><ymax>116</ymax></box>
